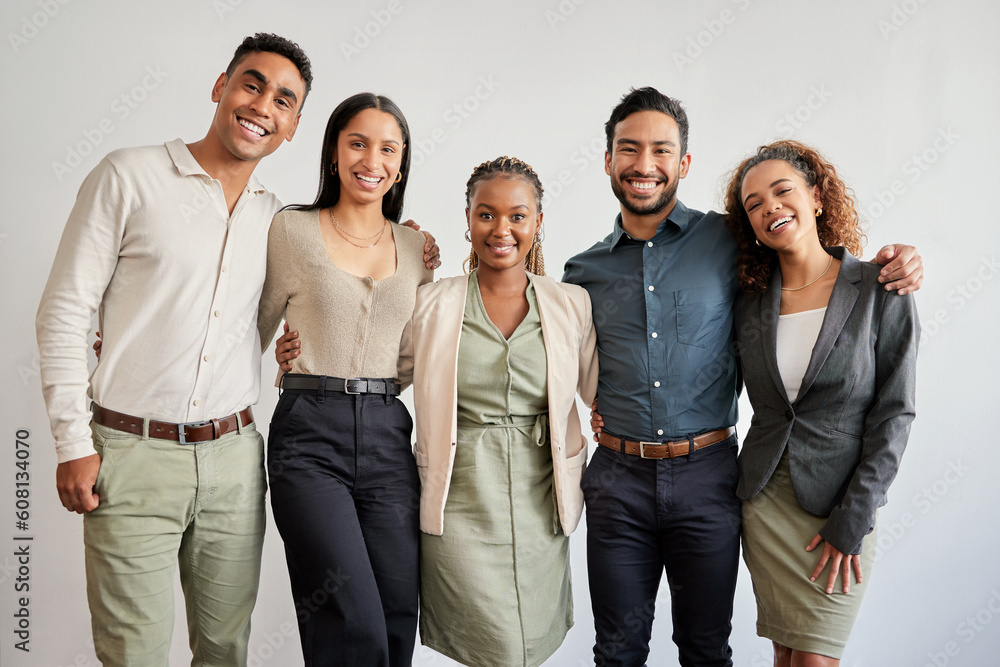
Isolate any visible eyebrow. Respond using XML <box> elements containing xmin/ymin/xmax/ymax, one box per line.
<box><xmin>743</xmin><ymin>178</ymin><xmax>793</xmax><ymax>206</ymax></box>
<box><xmin>474</xmin><ymin>202</ymin><xmax>530</xmax><ymax>210</ymax></box>
<box><xmin>615</xmin><ymin>138</ymin><xmax>676</xmax><ymax>147</ymax></box>
<box><xmin>346</xmin><ymin>132</ymin><xmax>400</xmax><ymax>146</ymax></box>
<box><xmin>242</xmin><ymin>68</ymin><xmax>299</xmax><ymax>106</ymax></box>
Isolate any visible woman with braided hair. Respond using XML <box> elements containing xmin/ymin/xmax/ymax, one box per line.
<box><xmin>397</xmin><ymin>156</ymin><xmax>599</xmax><ymax>666</ymax></box>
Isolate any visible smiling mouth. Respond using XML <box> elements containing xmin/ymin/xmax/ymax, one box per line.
<box><xmin>238</xmin><ymin>117</ymin><xmax>268</xmax><ymax>137</ymax></box>
<box><xmin>486</xmin><ymin>242</ymin><xmax>516</xmax><ymax>255</ymax></box>
<box><xmin>355</xmin><ymin>174</ymin><xmax>384</xmax><ymax>188</ymax></box>
<box><xmin>625</xmin><ymin>177</ymin><xmax>662</xmax><ymax>192</ymax></box>
<box><xmin>768</xmin><ymin>215</ymin><xmax>793</xmax><ymax>232</ymax></box>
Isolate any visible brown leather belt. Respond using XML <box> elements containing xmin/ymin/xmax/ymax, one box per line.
<box><xmin>92</xmin><ymin>404</ymin><xmax>254</xmax><ymax>444</ymax></box>
<box><xmin>598</xmin><ymin>427</ymin><xmax>735</xmax><ymax>460</ymax></box>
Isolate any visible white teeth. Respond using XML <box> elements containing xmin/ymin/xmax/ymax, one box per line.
<box><xmin>630</xmin><ymin>181</ymin><xmax>657</xmax><ymax>190</ymax></box>
<box><xmin>357</xmin><ymin>175</ymin><xmax>381</xmax><ymax>184</ymax></box>
<box><xmin>238</xmin><ymin>118</ymin><xmax>266</xmax><ymax>136</ymax></box>
<box><xmin>769</xmin><ymin>216</ymin><xmax>793</xmax><ymax>232</ymax></box>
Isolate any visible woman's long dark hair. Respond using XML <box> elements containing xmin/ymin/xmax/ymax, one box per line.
<box><xmin>290</xmin><ymin>92</ymin><xmax>411</xmax><ymax>222</ymax></box>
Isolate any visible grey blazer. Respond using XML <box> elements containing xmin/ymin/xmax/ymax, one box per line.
<box><xmin>734</xmin><ymin>247</ymin><xmax>919</xmax><ymax>555</ymax></box>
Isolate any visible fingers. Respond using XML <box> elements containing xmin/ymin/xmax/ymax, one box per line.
<box><xmin>809</xmin><ymin>549</ymin><xmax>829</xmax><ymax>584</ymax></box>
<box><xmin>282</xmin><ymin>321</ymin><xmax>290</xmax><ymax>334</ymax></box>
<box><xmin>840</xmin><ymin>556</ymin><xmax>851</xmax><ymax>594</ymax></box>
<box><xmin>401</xmin><ymin>218</ymin><xmax>420</xmax><ymax>230</ymax></box>
<box><xmin>56</xmin><ymin>457</ymin><xmax>101</xmax><ymax>514</ymax></box>
<box><xmin>851</xmin><ymin>555</ymin><xmax>864</xmax><ymax>584</ymax></box>
<box><xmin>877</xmin><ymin>244</ymin><xmax>924</xmax><ymax>295</ymax></box>
<box><xmin>805</xmin><ymin>533</ymin><xmax>824</xmax><ymax>552</ymax></box>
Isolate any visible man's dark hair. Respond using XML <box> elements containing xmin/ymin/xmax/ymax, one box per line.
<box><xmin>604</xmin><ymin>87</ymin><xmax>689</xmax><ymax>156</ymax></box>
<box><xmin>226</xmin><ymin>33</ymin><xmax>313</xmax><ymax>107</ymax></box>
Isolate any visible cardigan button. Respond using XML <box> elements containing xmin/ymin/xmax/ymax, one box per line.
<box><xmin>784</xmin><ymin>410</ymin><xmax>794</xmax><ymax>421</ymax></box>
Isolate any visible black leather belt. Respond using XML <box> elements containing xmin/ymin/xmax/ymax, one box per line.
<box><xmin>280</xmin><ymin>374</ymin><xmax>400</xmax><ymax>396</ymax></box>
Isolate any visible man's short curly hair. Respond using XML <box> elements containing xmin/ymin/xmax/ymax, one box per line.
<box><xmin>226</xmin><ymin>33</ymin><xmax>313</xmax><ymax>107</ymax></box>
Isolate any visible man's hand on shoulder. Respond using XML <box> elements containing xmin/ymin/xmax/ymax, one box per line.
<box><xmin>874</xmin><ymin>244</ymin><xmax>923</xmax><ymax>295</ymax></box>
<box><xmin>57</xmin><ymin>454</ymin><xmax>101</xmax><ymax>514</ymax></box>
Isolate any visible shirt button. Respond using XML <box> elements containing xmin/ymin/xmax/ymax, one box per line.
<box><xmin>648</xmin><ymin>285</ymin><xmax>655</xmax><ymax>292</ymax></box>
<box><xmin>213</xmin><ymin>310</ymin><xmax>220</xmax><ymax>318</ymax></box>
<box><xmin>654</xmin><ymin>381</ymin><xmax>660</xmax><ymax>387</ymax></box>
<box><xmin>193</xmin><ymin>399</ymin><xmax>201</xmax><ymax>407</ymax></box>
<box><xmin>221</xmin><ymin>265</ymin><xmax>228</xmax><ymax>273</ymax></box>
<box><xmin>203</xmin><ymin>355</ymin><xmax>210</xmax><ymax>362</ymax></box>
<box><xmin>651</xmin><ymin>332</ymin><xmax>658</xmax><ymax>339</ymax></box>
<box><xmin>647</xmin><ymin>241</ymin><xmax>653</xmax><ymax>248</ymax></box>
<box><xmin>657</xmin><ymin>429</ymin><xmax>664</xmax><ymax>436</ymax></box>
<box><xmin>785</xmin><ymin>410</ymin><xmax>794</xmax><ymax>421</ymax></box>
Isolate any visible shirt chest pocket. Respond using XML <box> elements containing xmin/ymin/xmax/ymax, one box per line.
<box><xmin>674</xmin><ymin>287</ymin><xmax>729</xmax><ymax>348</ymax></box>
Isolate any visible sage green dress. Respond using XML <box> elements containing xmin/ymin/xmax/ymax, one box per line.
<box><xmin>420</xmin><ymin>273</ymin><xmax>572</xmax><ymax>667</ymax></box>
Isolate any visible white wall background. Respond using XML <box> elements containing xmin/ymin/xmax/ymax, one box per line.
<box><xmin>2</xmin><ymin>1</ymin><xmax>998</xmax><ymax>665</ymax></box>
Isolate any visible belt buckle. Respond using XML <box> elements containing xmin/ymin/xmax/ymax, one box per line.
<box><xmin>343</xmin><ymin>378</ymin><xmax>362</xmax><ymax>395</ymax></box>
<box><xmin>639</xmin><ymin>441</ymin><xmax>659</xmax><ymax>459</ymax></box>
<box><xmin>177</xmin><ymin>419</ymin><xmax>212</xmax><ymax>445</ymax></box>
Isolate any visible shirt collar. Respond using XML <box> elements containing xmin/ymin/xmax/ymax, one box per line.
<box><xmin>165</xmin><ymin>138</ymin><xmax>266</xmax><ymax>195</ymax></box>
<box><xmin>609</xmin><ymin>199</ymin><xmax>691</xmax><ymax>249</ymax></box>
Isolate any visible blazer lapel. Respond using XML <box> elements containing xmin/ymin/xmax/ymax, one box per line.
<box><xmin>796</xmin><ymin>248</ymin><xmax>860</xmax><ymax>400</ymax></box>
<box><xmin>761</xmin><ymin>270</ymin><xmax>790</xmax><ymax>405</ymax></box>
<box><xmin>529</xmin><ymin>273</ymin><xmax>565</xmax><ymax>445</ymax></box>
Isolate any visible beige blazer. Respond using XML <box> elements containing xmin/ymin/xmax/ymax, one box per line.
<box><xmin>398</xmin><ymin>272</ymin><xmax>599</xmax><ymax>536</ymax></box>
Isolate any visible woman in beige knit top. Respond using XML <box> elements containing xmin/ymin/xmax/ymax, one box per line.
<box><xmin>256</xmin><ymin>93</ymin><xmax>432</xmax><ymax>667</ymax></box>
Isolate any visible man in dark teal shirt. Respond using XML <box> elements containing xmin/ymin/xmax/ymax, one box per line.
<box><xmin>563</xmin><ymin>87</ymin><xmax>922</xmax><ymax>667</ymax></box>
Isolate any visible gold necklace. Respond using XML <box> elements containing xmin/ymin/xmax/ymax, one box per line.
<box><xmin>329</xmin><ymin>209</ymin><xmax>387</xmax><ymax>249</ymax></box>
<box><xmin>781</xmin><ymin>254</ymin><xmax>833</xmax><ymax>292</ymax></box>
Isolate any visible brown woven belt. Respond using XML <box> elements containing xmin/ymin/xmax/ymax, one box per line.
<box><xmin>597</xmin><ymin>427</ymin><xmax>735</xmax><ymax>460</ymax></box>
<box><xmin>92</xmin><ymin>404</ymin><xmax>254</xmax><ymax>444</ymax></box>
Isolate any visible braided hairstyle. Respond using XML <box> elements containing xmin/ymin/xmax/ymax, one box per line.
<box><xmin>464</xmin><ymin>156</ymin><xmax>546</xmax><ymax>276</ymax></box>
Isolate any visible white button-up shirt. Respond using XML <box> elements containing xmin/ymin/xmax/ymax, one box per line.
<box><xmin>36</xmin><ymin>139</ymin><xmax>281</xmax><ymax>463</ymax></box>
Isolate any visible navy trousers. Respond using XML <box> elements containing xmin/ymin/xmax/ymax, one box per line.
<box><xmin>267</xmin><ymin>382</ymin><xmax>419</xmax><ymax>667</ymax></box>
<box><xmin>582</xmin><ymin>435</ymin><xmax>741</xmax><ymax>667</ymax></box>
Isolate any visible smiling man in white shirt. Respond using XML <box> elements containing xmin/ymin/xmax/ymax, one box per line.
<box><xmin>35</xmin><ymin>33</ymin><xmax>311</xmax><ymax>666</ymax></box>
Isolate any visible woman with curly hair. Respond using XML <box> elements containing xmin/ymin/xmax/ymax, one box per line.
<box><xmin>724</xmin><ymin>140</ymin><xmax>919</xmax><ymax>665</ymax></box>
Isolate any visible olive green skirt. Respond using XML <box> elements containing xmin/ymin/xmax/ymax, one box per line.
<box><xmin>741</xmin><ymin>454</ymin><xmax>877</xmax><ymax>659</ymax></box>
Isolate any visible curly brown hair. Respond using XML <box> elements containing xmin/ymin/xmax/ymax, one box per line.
<box><xmin>723</xmin><ymin>140</ymin><xmax>865</xmax><ymax>293</ymax></box>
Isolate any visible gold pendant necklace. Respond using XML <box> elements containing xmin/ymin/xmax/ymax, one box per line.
<box><xmin>781</xmin><ymin>254</ymin><xmax>833</xmax><ymax>292</ymax></box>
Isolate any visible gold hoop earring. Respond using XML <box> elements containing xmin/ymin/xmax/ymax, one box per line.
<box><xmin>329</xmin><ymin>162</ymin><xmax>338</xmax><ymax>176</ymax></box>
<box><xmin>395</xmin><ymin>172</ymin><xmax>402</xmax><ymax>184</ymax></box>
<box><xmin>754</xmin><ymin>238</ymin><xmax>762</xmax><ymax>247</ymax></box>
<box><xmin>464</xmin><ymin>229</ymin><xmax>472</xmax><ymax>242</ymax></box>
<box><xmin>815</xmin><ymin>207</ymin><xmax>823</xmax><ymax>217</ymax></box>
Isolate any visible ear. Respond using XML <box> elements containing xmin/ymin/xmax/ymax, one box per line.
<box><xmin>465</xmin><ymin>207</ymin><xmax>471</xmax><ymax>227</ymax></box>
<box><xmin>535</xmin><ymin>211</ymin><xmax>544</xmax><ymax>235</ymax></box>
<box><xmin>210</xmin><ymin>72</ymin><xmax>227</xmax><ymax>103</ymax></box>
<box><xmin>811</xmin><ymin>184</ymin><xmax>822</xmax><ymax>208</ymax></box>
<box><xmin>284</xmin><ymin>113</ymin><xmax>302</xmax><ymax>143</ymax></box>
<box><xmin>604</xmin><ymin>150</ymin><xmax>612</xmax><ymax>176</ymax></box>
<box><xmin>678</xmin><ymin>152</ymin><xmax>692</xmax><ymax>179</ymax></box>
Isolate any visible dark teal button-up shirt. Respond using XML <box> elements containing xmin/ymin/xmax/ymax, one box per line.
<box><xmin>562</xmin><ymin>200</ymin><xmax>740</xmax><ymax>441</ymax></box>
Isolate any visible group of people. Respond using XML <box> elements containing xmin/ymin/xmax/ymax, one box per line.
<box><xmin>36</xmin><ymin>32</ymin><xmax>921</xmax><ymax>667</ymax></box>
